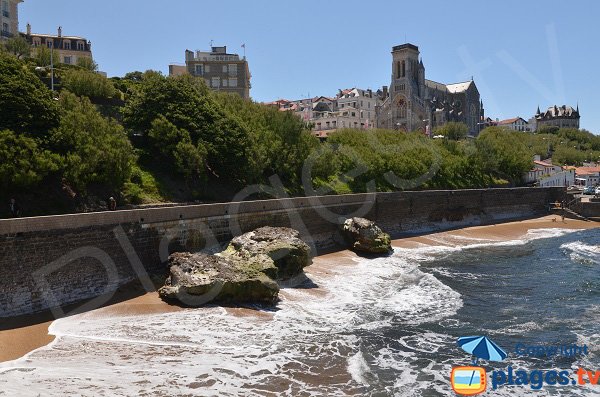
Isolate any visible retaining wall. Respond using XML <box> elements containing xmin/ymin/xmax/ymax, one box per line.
<box><xmin>0</xmin><ymin>187</ymin><xmax>565</xmax><ymax>318</ymax></box>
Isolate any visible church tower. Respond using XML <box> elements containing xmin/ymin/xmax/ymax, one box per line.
<box><xmin>390</xmin><ymin>44</ymin><xmax>425</xmax><ymax>131</ymax></box>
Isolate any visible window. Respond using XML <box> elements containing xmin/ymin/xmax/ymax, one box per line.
<box><xmin>205</xmin><ymin>65</ymin><xmax>210</xmax><ymax>73</ymax></box>
<box><xmin>228</xmin><ymin>64</ymin><xmax>237</xmax><ymax>75</ymax></box>
<box><xmin>195</xmin><ymin>64</ymin><xmax>204</xmax><ymax>75</ymax></box>
<box><xmin>77</xmin><ymin>42</ymin><xmax>85</xmax><ymax>51</ymax></box>
<box><xmin>2</xmin><ymin>1</ymin><xmax>8</xmax><ymax>18</ymax></box>
<box><xmin>229</xmin><ymin>78</ymin><xmax>237</xmax><ymax>87</ymax></box>
<box><xmin>33</xmin><ymin>38</ymin><xmax>41</xmax><ymax>47</ymax></box>
<box><xmin>1</xmin><ymin>22</ymin><xmax>8</xmax><ymax>34</ymax></box>
<box><xmin>352</xmin><ymin>112</ymin><xmax>356</xmax><ymax>117</ymax></box>
<box><xmin>63</xmin><ymin>41</ymin><xmax>71</xmax><ymax>50</ymax></box>
<box><xmin>47</xmin><ymin>40</ymin><xmax>53</xmax><ymax>48</ymax></box>
<box><xmin>63</xmin><ymin>56</ymin><xmax>72</xmax><ymax>65</ymax></box>
<box><xmin>223</xmin><ymin>65</ymin><xmax>228</xmax><ymax>73</ymax></box>
<box><xmin>211</xmin><ymin>77</ymin><xmax>220</xmax><ymax>88</ymax></box>
<box><xmin>222</xmin><ymin>79</ymin><xmax>228</xmax><ymax>87</ymax></box>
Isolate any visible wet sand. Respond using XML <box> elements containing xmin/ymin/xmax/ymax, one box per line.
<box><xmin>1</xmin><ymin>215</ymin><xmax>597</xmax><ymax>363</ymax></box>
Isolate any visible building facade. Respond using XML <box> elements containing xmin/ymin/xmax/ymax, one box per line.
<box><xmin>266</xmin><ymin>88</ymin><xmax>380</xmax><ymax>138</ymax></box>
<box><xmin>22</xmin><ymin>25</ymin><xmax>93</xmax><ymax>65</ymax></box>
<box><xmin>170</xmin><ymin>46</ymin><xmax>251</xmax><ymax>99</ymax></box>
<box><xmin>497</xmin><ymin>117</ymin><xmax>530</xmax><ymax>132</ymax></box>
<box><xmin>377</xmin><ymin>43</ymin><xmax>484</xmax><ymax>136</ymax></box>
<box><xmin>535</xmin><ymin>105</ymin><xmax>580</xmax><ymax>130</ymax></box>
<box><xmin>525</xmin><ymin>157</ymin><xmax>574</xmax><ymax>187</ymax></box>
<box><xmin>0</xmin><ymin>0</ymin><xmax>22</xmax><ymax>41</ymax></box>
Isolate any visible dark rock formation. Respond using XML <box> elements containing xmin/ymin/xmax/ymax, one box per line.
<box><xmin>341</xmin><ymin>217</ymin><xmax>393</xmax><ymax>254</ymax></box>
<box><xmin>159</xmin><ymin>227</ymin><xmax>312</xmax><ymax>306</ymax></box>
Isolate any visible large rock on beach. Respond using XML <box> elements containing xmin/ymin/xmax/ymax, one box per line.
<box><xmin>223</xmin><ymin>226</ymin><xmax>312</xmax><ymax>280</ymax></box>
<box><xmin>341</xmin><ymin>217</ymin><xmax>393</xmax><ymax>254</ymax></box>
<box><xmin>159</xmin><ymin>227</ymin><xmax>312</xmax><ymax>306</ymax></box>
<box><xmin>158</xmin><ymin>252</ymin><xmax>280</xmax><ymax>306</ymax></box>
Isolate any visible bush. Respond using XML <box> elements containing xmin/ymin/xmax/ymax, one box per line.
<box><xmin>61</xmin><ymin>68</ymin><xmax>116</xmax><ymax>99</ymax></box>
<box><xmin>0</xmin><ymin>52</ymin><xmax>59</xmax><ymax>135</ymax></box>
<box><xmin>0</xmin><ymin>129</ymin><xmax>60</xmax><ymax>188</ymax></box>
<box><xmin>49</xmin><ymin>92</ymin><xmax>136</xmax><ymax>190</ymax></box>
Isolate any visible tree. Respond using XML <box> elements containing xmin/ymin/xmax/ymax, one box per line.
<box><xmin>49</xmin><ymin>92</ymin><xmax>136</xmax><ymax>190</ymax></box>
<box><xmin>0</xmin><ymin>52</ymin><xmax>59</xmax><ymax>134</ymax></box>
<box><xmin>0</xmin><ymin>129</ymin><xmax>60</xmax><ymax>188</ymax></box>
<box><xmin>122</xmin><ymin>72</ymin><xmax>214</xmax><ymax>135</ymax></box>
<box><xmin>3</xmin><ymin>36</ymin><xmax>31</xmax><ymax>59</ymax></box>
<box><xmin>476</xmin><ymin>127</ymin><xmax>532</xmax><ymax>185</ymax></box>
<box><xmin>174</xmin><ymin>141</ymin><xmax>207</xmax><ymax>180</ymax></box>
<box><xmin>61</xmin><ymin>68</ymin><xmax>116</xmax><ymax>99</ymax></box>
<box><xmin>76</xmin><ymin>56</ymin><xmax>98</xmax><ymax>72</ymax></box>
<box><xmin>434</xmin><ymin>122</ymin><xmax>469</xmax><ymax>141</ymax></box>
<box><xmin>147</xmin><ymin>115</ymin><xmax>192</xmax><ymax>159</ymax></box>
<box><xmin>33</xmin><ymin>45</ymin><xmax>60</xmax><ymax>68</ymax></box>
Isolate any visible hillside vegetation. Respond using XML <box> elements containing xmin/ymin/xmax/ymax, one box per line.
<box><xmin>0</xmin><ymin>46</ymin><xmax>597</xmax><ymax>217</ymax></box>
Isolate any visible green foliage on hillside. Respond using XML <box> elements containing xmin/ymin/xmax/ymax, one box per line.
<box><xmin>123</xmin><ymin>73</ymin><xmax>317</xmax><ymax>188</ymax></box>
<box><xmin>0</xmin><ymin>52</ymin><xmax>59</xmax><ymax>135</ymax></box>
<box><xmin>61</xmin><ymin>68</ymin><xmax>117</xmax><ymax>99</ymax></box>
<box><xmin>0</xmin><ymin>129</ymin><xmax>60</xmax><ymax>188</ymax></box>
<box><xmin>434</xmin><ymin>122</ymin><xmax>468</xmax><ymax>141</ymax></box>
<box><xmin>1</xmin><ymin>49</ymin><xmax>599</xmax><ymax>217</ymax></box>
<box><xmin>49</xmin><ymin>92</ymin><xmax>136</xmax><ymax>191</ymax></box>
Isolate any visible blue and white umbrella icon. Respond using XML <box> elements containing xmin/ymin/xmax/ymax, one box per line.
<box><xmin>458</xmin><ymin>335</ymin><xmax>508</xmax><ymax>364</ymax></box>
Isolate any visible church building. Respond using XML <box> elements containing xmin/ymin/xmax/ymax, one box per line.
<box><xmin>376</xmin><ymin>44</ymin><xmax>484</xmax><ymax>136</ymax></box>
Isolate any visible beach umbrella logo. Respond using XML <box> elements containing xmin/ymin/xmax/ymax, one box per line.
<box><xmin>451</xmin><ymin>336</ymin><xmax>507</xmax><ymax>396</ymax></box>
<box><xmin>458</xmin><ymin>336</ymin><xmax>508</xmax><ymax>365</ymax></box>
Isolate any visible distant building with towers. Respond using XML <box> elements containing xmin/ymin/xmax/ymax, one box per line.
<box><xmin>535</xmin><ymin>105</ymin><xmax>580</xmax><ymax>130</ymax></box>
<box><xmin>376</xmin><ymin>43</ymin><xmax>484</xmax><ymax>136</ymax></box>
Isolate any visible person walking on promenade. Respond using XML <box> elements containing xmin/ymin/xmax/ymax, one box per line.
<box><xmin>9</xmin><ymin>198</ymin><xmax>21</xmax><ymax>217</ymax></box>
<box><xmin>108</xmin><ymin>197</ymin><xmax>117</xmax><ymax>211</ymax></box>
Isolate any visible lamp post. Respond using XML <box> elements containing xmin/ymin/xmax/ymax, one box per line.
<box><xmin>50</xmin><ymin>42</ymin><xmax>54</xmax><ymax>92</ymax></box>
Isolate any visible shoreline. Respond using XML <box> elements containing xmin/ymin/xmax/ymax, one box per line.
<box><xmin>1</xmin><ymin>215</ymin><xmax>597</xmax><ymax>364</ymax></box>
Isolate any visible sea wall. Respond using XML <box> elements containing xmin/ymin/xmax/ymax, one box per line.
<box><xmin>0</xmin><ymin>187</ymin><xmax>565</xmax><ymax>318</ymax></box>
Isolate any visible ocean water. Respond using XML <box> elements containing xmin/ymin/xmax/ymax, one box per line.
<box><xmin>0</xmin><ymin>227</ymin><xmax>598</xmax><ymax>396</ymax></box>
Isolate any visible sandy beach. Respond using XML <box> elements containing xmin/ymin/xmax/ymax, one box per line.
<box><xmin>1</xmin><ymin>215</ymin><xmax>597</xmax><ymax>364</ymax></box>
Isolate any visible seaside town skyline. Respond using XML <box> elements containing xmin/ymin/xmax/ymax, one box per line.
<box><xmin>13</xmin><ymin>0</ymin><xmax>599</xmax><ymax>132</ymax></box>
<box><xmin>1</xmin><ymin>2</ymin><xmax>600</xmax><ymax>396</ymax></box>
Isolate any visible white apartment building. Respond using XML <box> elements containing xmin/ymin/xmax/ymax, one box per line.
<box><xmin>497</xmin><ymin>117</ymin><xmax>530</xmax><ymax>132</ymax></box>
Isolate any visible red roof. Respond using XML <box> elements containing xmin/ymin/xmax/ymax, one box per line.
<box><xmin>497</xmin><ymin>117</ymin><xmax>525</xmax><ymax>125</ymax></box>
<box><xmin>576</xmin><ymin>167</ymin><xmax>600</xmax><ymax>176</ymax></box>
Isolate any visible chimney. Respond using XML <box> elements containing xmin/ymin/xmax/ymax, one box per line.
<box><xmin>26</xmin><ymin>23</ymin><xmax>31</xmax><ymax>36</ymax></box>
<box><xmin>58</xmin><ymin>26</ymin><xmax>62</xmax><ymax>37</ymax></box>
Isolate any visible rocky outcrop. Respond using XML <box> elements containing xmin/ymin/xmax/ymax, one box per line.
<box><xmin>223</xmin><ymin>226</ymin><xmax>311</xmax><ymax>280</ymax></box>
<box><xmin>158</xmin><ymin>252</ymin><xmax>279</xmax><ymax>306</ymax></box>
<box><xmin>158</xmin><ymin>227</ymin><xmax>312</xmax><ymax>306</ymax></box>
<box><xmin>341</xmin><ymin>217</ymin><xmax>393</xmax><ymax>254</ymax></box>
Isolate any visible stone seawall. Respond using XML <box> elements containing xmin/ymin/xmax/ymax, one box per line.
<box><xmin>0</xmin><ymin>187</ymin><xmax>565</xmax><ymax>318</ymax></box>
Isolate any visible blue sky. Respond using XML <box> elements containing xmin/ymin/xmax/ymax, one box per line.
<box><xmin>19</xmin><ymin>0</ymin><xmax>600</xmax><ymax>132</ymax></box>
